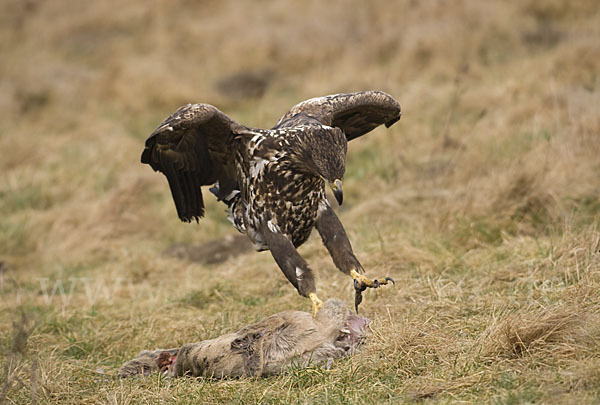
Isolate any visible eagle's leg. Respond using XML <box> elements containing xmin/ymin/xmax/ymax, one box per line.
<box><xmin>262</xmin><ymin>226</ymin><xmax>323</xmax><ymax>317</ymax></box>
<box><xmin>316</xmin><ymin>205</ymin><xmax>394</xmax><ymax>312</ymax></box>
<box><xmin>315</xmin><ymin>205</ymin><xmax>364</xmax><ymax>275</ymax></box>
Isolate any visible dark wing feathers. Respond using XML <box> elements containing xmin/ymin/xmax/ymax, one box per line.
<box><xmin>141</xmin><ymin>104</ymin><xmax>245</xmax><ymax>222</ymax></box>
<box><xmin>274</xmin><ymin>91</ymin><xmax>401</xmax><ymax>140</ymax></box>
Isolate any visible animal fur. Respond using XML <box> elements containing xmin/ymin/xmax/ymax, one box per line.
<box><xmin>119</xmin><ymin>299</ymin><xmax>369</xmax><ymax>378</ymax></box>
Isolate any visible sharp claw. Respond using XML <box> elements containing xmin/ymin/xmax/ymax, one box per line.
<box><xmin>354</xmin><ymin>282</ymin><xmax>366</xmax><ymax>292</ymax></box>
<box><xmin>374</xmin><ymin>276</ymin><xmax>395</xmax><ymax>286</ymax></box>
<box><xmin>354</xmin><ymin>289</ymin><xmax>363</xmax><ymax>313</ymax></box>
<box><xmin>352</xmin><ymin>272</ymin><xmax>394</xmax><ymax>313</ymax></box>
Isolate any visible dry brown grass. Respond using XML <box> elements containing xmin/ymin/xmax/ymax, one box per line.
<box><xmin>1</xmin><ymin>0</ymin><xmax>599</xmax><ymax>403</ymax></box>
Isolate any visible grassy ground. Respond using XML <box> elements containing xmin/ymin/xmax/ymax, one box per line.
<box><xmin>1</xmin><ymin>0</ymin><xmax>599</xmax><ymax>403</ymax></box>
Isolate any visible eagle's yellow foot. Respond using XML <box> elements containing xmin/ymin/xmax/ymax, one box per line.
<box><xmin>350</xmin><ymin>270</ymin><xmax>394</xmax><ymax>288</ymax></box>
<box><xmin>350</xmin><ymin>269</ymin><xmax>395</xmax><ymax>313</ymax></box>
<box><xmin>309</xmin><ymin>293</ymin><xmax>323</xmax><ymax>318</ymax></box>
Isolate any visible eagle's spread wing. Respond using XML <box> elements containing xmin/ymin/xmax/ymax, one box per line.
<box><xmin>274</xmin><ymin>91</ymin><xmax>401</xmax><ymax>141</ymax></box>
<box><xmin>141</xmin><ymin>104</ymin><xmax>247</xmax><ymax>222</ymax></box>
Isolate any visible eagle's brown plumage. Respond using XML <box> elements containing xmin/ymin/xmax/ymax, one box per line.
<box><xmin>141</xmin><ymin>91</ymin><xmax>401</xmax><ymax>311</ymax></box>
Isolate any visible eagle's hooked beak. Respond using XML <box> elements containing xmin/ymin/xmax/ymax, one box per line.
<box><xmin>329</xmin><ymin>179</ymin><xmax>343</xmax><ymax>206</ymax></box>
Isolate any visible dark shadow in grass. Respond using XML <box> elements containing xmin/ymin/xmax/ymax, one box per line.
<box><xmin>165</xmin><ymin>234</ymin><xmax>253</xmax><ymax>265</ymax></box>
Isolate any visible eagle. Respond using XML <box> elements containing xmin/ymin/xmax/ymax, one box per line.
<box><xmin>141</xmin><ymin>91</ymin><xmax>401</xmax><ymax>315</ymax></box>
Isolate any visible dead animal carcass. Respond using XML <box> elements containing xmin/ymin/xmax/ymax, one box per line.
<box><xmin>119</xmin><ymin>299</ymin><xmax>369</xmax><ymax>378</ymax></box>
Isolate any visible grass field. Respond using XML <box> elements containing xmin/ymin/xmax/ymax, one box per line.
<box><xmin>1</xmin><ymin>0</ymin><xmax>599</xmax><ymax>403</ymax></box>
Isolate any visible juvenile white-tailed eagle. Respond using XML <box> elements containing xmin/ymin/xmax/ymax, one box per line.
<box><xmin>141</xmin><ymin>91</ymin><xmax>401</xmax><ymax>315</ymax></box>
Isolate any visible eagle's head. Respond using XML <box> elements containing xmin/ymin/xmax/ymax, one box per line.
<box><xmin>292</xmin><ymin>125</ymin><xmax>347</xmax><ymax>205</ymax></box>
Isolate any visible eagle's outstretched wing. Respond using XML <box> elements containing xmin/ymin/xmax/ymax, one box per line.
<box><xmin>141</xmin><ymin>104</ymin><xmax>248</xmax><ymax>222</ymax></box>
<box><xmin>274</xmin><ymin>91</ymin><xmax>401</xmax><ymax>141</ymax></box>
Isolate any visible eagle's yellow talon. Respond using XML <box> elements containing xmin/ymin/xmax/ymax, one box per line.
<box><xmin>350</xmin><ymin>269</ymin><xmax>375</xmax><ymax>287</ymax></box>
<box><xmin>351</xmin><ymin>269</ymin><xmax>395</xmax><ymax>313</ymax></box>
<box><xmin>350</xmin><ymin>269</ymin><xmax>394</xmax><ymax>288</ymax></box>
<box><xmin>309</xmin><ymin>293</ymin><xmax>323</xmax><ymax>317</ymax></box>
